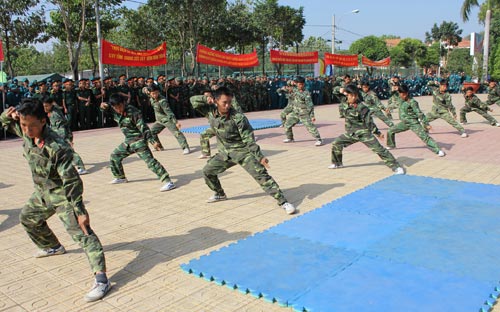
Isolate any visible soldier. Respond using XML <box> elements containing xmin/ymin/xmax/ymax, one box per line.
<box><xmin>49</xmin><ymin>81</ymin><xmax>64</xmax><ymax>108</ymax></box>
<box><xmin>387</xmin><ymin>84</ymin><xmax>445</xmax><ymax>157</ymax></box>
<box><xmin>76</xmin><ymin>79</ymin><xmax>94</xmax><ymax>130</ymax></box>
<box><xmin>0</xmin><ymin>100</ymin><xmax>110</xmax><ymax>302</ymax></box>
<box><xmin>32</xmin><ymin>81</ymin><xmax>50</xmax><ymax>103</ymax></box>
<box><xmin>282</xmin><ymin>76</ymin><xmax>323</xmax><ymax>146</ymax></box>
<box><xmin>62</xmin><ymin>78</ymin><xmax>78</xmax><ymax>130</ymax></box>
<box><xmin>329</xmin><ymin>84</ymin><xmax>404</xmax><ymax>174</ymax></box>
<box><xmin>91</xmin><ymin>77</ymin><xmax>104</xmax><ymax>128</ymax></box>
<box><xmin>426</xmin><ymin>80</ymin><xmax>467</xmax><ymax>138</ymax></box>
<box><xmin>486</xmin><ymin>79</ymin><xmax>500</xmax><ymax>107</ymax></box>
<box><xmin>100</xmin><ymin>94</ymin><xmax>176</xmax><ymax>191</ymax></box>
<box><xmin>148</xmin><ymin>84</ymin><xmax>191</xmax><ymax>155</ymax></box>
<box><xmin>167</xmin><ymin>77</ymin><xmax>182</xmax><ymax>119</ymax></box>
<box><xmin>386</xmin><ymin>75</ymin><xmax>401</xmax><ymax>119</ymax></box>
<box><xmin>460</xmin><ymin>86</ymin><xmax>500</xmax><ymax>126</ymax></box>
<box><xmin>278</xmin><ymin>80</ymin><xmax>295</xmax><ymax>127</ymax></box>
<box><xmin>191</xmin><ymin>87</ymin><xmax>296</xmax><ymax>214</ymax></box>
<box><xmin>42</xmin><ymin>98</ymin><xmax>88</xmax><ymax>174</ymax></box>
<box><xmin>24</xmin><ymin>82</ymin><xmax>37</xmax><ymax>98</ymax></box>
<box><xmin>360</xmin><ymin>81</ymin><xmax>394</xmax><ymax>127</ymax></box>
<box><xmin>332</xmin><ymin>75</ymin><xmax>352</xmax><ymax>118</ymax></box>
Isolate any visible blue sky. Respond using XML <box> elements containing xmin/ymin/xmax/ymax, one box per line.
<box><xmin>280</xmin><ymin>0</ymin><xmax>484</xmax><ymax>49</ymax></box>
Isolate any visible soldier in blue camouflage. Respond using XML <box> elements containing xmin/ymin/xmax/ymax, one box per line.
<box><xmin>282</xmin><ymin>76</ymin><xmax>323</xmax><ymax>146</ymax></box>
<box><xmin>387</xmin><ymin>85</ymin><xmax>445</xmax><ymax>157</ymax></box>
<box><xmin>360</xmin><ymin>81</ymin><xmax>394</xmax><ymax>127</ymax></box>
<box><xmin>100</xmin><ymin>94</ymin><xmax>176</xmax><ymax>192</ymax></box>
<box><xmin>147</xmin><ymin>84</ymin><xmax>190</xmax><ymax>155</ymax></box>
<box><xmin>191</xmin><ymin>87</ymin><xmax>296</xmax><ymax>215</ymax></box>
<box><xmin>0</xmin><ymin>99</ymin><xmax>110</xmax><ymax>302</ymax></box>
<box><xmin>42</xmin><ymin>98</ymin><xmax>88</xmax><ymax>174</ymax></box>
<box><xmin>460</xmin><ymin>86</ymin><xmax>500</xmax><ymax>126</ymax></box>
<box><xmin>486</xmin><ymin>79</ymin><xmax>500</xmax><ymax>107</ymax></box>
<box><xmin>426</xmin><ymin>80</ymin><xmax>467</xmax><ymax>137</ymax></box>
<box><xmin>329</xmin><ymin>85</ymin><xmax>404</xmax><ymax>174</ymax></box>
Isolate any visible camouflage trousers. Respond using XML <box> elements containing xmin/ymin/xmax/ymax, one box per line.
<box><xmin>280</xmin><ymin>104</ymin><xmax>294</xmax><ymax>126</ymax></box>
<box><xmin>203</xmin><ymin>152</ymin><xmax>287</xmax><ymax>205</ymax></box>
<box><xmin>387</xmin><ymin>121</ymin><xmax>440</xmax><ymax>153</ymax></box>
<box><xmin>331</xmin><ymin>131</ymin><xmax>400</xmax><ymax>169</ymax></box>
<box><xmin>284</xmin><ymin>113</ymin><xmax>321</xmax><ymax>141</ymax></box>
<box><xmin>426</xmin><ymin>108</ymin><xmax>465</xmax><ymax>134</ymax></box>
<box><xmin>200</xmin><ymin>127</ymin><xmax>215</xmax><ymax>156</ymax></box>
<box><xmin>110</xmin><ymin>140</ymin><xmax>170</xmax><ymax>183</ymax></box>
<box><xmin>151</xmin><ymin>120</ymin><xmax>189</xmax><ymax>150</ymax></box>
<box><xmin>20</xmin><ymin>187</ymin><xmax>106</xmax><ymax>273</ymax></box>
<box><xmin>460</xmin><ymin>107</ymin><xmax>497</xmax><ymax>125</ymax></box>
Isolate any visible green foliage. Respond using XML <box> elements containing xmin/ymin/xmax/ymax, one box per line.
<box><xmin>417</xmin><ymin>42</ymin><xmax>440</xmax><ymax>69</ymax></box>
<box><xmin>300</xmin><ymin>37</ymin><xmax>330</xmax><ymax>52</ymax></box>
<box><xmin>349</xmin><ymin>36</ymin><xmax>389</xmax><ymax>60</ymax></box>
<box><xmin>446</xmin><ymin>48</ymin><xmax>473</xmax><ymax>74</ymax></box>
<box><xmin>389</xmin><ymin>45</ymin><xmax>412</xmax><ymax>68</ymax></box>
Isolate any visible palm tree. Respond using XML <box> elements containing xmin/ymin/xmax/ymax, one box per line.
<box><xmin>461</xmin><ymin>0</ymin><xmax>500</xmax><ymax>80</ymax></box>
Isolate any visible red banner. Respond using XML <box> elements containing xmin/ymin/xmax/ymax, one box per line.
<box><xmin>362</xmin><ymin>55</ymin><xmax>391</xmax><ymax>67</ymax></box>
<box><xmin>101</xmin><ymin>39</ymin><xmax>167</xmax><ymax>66</ymax></box>
<box><xmin>270</xmin><ymin>50</ymin><xmax>318</xmax><ymax>64</ymax></box>
<box><xmin>0</xmin><ymin>41</ymin><xmax>4</xmax><ymax>62</ymax></box>
<box><xmin>324</xmin><ymin>53</ymin><xmax>358</xmax><ymax>67</ymax></box>
<box><xmin>196</xmin><ymin>44</ymin><xmax>259</xmax><ymax>68</ymax></box>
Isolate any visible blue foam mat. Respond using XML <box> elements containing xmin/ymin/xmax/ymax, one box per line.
<box><xmin>181</xmin><ymin>175</ymin><xmax>500</xmax><ymax>311</ymax></box>
<box><xmin>181</xmin><ymin>118</ymin><xmax>281</xmax><ymax>134</ymax></box>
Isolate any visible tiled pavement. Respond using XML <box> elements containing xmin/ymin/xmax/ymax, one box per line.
<box><xmin>1</xmin><ymin>94</ymin><xmax>499</xmax><ymax>312</ymax></box>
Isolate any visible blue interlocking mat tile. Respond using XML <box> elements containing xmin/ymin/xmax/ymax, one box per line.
<box><xmin>181</xmin><ymin>175</ymin><xmax>500</xmax><ymax>311</ymax></box>
<box><xmin>181</xmin><ymin>118</ymin><xmax>282</xmax><ymax>134</ymax></box>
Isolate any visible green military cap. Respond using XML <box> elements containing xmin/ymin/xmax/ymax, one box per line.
<box><xmin>37</xmin><ymin>81</ymin><xmax>46</xmax><ymax>86</ymax></box>
<box><xmin>29</xmin><ymin>82</ymin><xmax>36</xmax><ymax>87</ymax></box>
<box><xmin>175</xmin><ymin>77</ymin><xmax>183</xmax><ymax>82</ymax></box>
<box><xmin>167</xmin><ymin>76</ymin><xmax>175</xmax><ymax>81</ymax></box>
<box><xmin>9</xmin><ymin>83</ymin><xmax>17</xmax><ymax>88</ymax></box>
<box><xmin>23</xmin><ymin>78</ymin><xmax>29</xmax><ymax>82</ymax></box>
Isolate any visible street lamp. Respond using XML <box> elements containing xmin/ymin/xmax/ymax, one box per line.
<box><xmin>331</xmin><ymin>9</ymin><xmax>360</xmax><ymax>54</ymax></box>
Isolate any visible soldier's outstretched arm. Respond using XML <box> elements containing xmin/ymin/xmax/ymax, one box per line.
<box><xmin>0</xmin><ymin>107</ymin><xmax>23</xmax><ymax>138</ymax></box>
<box><xmin>190</xmin><ymin>95</ymin><xmax>211</xmax><ymax>117</ymax></box>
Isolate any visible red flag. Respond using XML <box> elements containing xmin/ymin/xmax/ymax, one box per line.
<box><xmin>270</xmin><ymin>50</ymin><xmax>318</xmax><ymax>64</ymax></box>
<box><xmin>361</xmin><ymin>55</ymin><xmax>391</xmax><ymax>67</ymax></box>
<box><xmin>0</xmin><ymin>41</ymin><xmax>4</xmax><ymax>62</ymax></box>
<box><xmin>196</xmin><ymin>44</ymin><xmax>259</xmax><ymax>68</ymax></box>
<box><xmin>324</xmin><ymin>53</ymin><xmax>358</xmax><ymax>67</ymax></box>
<box><xmin>101</xmin><ymin>39</ymin><xmax>167</xmax><ymax>66</ymax></box>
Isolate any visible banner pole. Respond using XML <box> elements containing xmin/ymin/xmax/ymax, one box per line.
<box><xmin>1</xmin><ymin>61</ymin><xmax>6</xmax><ymax>139</ymax></box>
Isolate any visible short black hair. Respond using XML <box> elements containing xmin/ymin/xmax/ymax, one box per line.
<box><xmin>440</xmin><ymin>79</ymin><xmax>449</xmax><ymax>85</ymax></box>
<box><xmin>344</xmin><ymin>84</ymin><xmax>359</xmax><ymax>96</ymax></box>
<box><xmin>213</xmin><ymin>86</ymin><xmax>233</xmax><ymax>99</ymax></box>
<box><xmin>17</xmin><ymin>98</ymin><xmax>47</xmax><ymax>121</ymax></box>
<box><xmin>108</xmin><ymin>93</ymin><xmax>126</xmax><ymax>107</ymax></box>
<box><xmin>398</xmin><ymin>84</ymin><xmax>409</xmax><ymax>94</ymax></box>
<box><xmin>148</xmin><ymin>84</ymin><xmax>160</xmax><ymax>92</ymax></box>
<box><xmin>295</xmin><ymin>76</ymin><xmax>305</xmax><ymax>83</ymax></box>
<box><xmin>361</xmin><ymin>80</ymin><xmax>370</xmax><ymax>87</ymax></box>
<box><xmin>464</xmin><ymin>86</ymin><xmax>474</xmax><ymax>92</ymax></box>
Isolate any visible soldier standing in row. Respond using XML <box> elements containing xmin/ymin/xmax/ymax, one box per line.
<box><xmin>0</xmin><ymin>100</ymin><xmax>111</xmax><ymax>302</ymax></box>
<box><xmin>148</xmin><ymin>84</ymin><xmax>191</xmax><ymax>155</ymax></box>
<box><xmin>100</xmin><ymin>94</ymin><xmax>176</xmax><ymax>192</ymax></box>
<box><xmin>282</xmin><ymin>76</ymin><xmax>323</xmax><ymax>146</ymax></box>
<box><xmin>62</xmin><ymin>78</ymin><xmax>78</xmax><ymax>131</ymax></box>
<box><xmin>387</xmin><ymin>84</ymin><xmax>445</xmax><ymax>157</ymax></box>
<box><xmin>329</xmin><ymin>84</ymin><xmax>404</xmax><ymax>175</ymax></box>
<box><xmin>426</xmin><ymin>80</ymin><xmax>467</xmax><ymax>138</ymax></box>
<box><xmin>460</xmin><ymin>86</ymin><xmax>500</xmax><ymax>127</ymax></box>
<box><xmin>191</xmin><ymin>87</ymin><xmax>296</xmax><ymax>215</ymax></box>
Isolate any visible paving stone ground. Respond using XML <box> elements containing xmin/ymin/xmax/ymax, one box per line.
<box><xmin>1</xmin><ymin>94</ymin><xmax>499</xmax><ymax>312</ymax></box>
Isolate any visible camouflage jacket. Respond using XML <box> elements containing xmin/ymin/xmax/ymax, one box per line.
<box><xmin>361</xmin><ymin>90</ymin><xmax>386</xmax><ymax>112</ymax></box>
<box><xmin>101</xmin><ymin>104</ymin><xmax>155</xmax><ymax>144</ymax></box>
<box><xmin>398</xmin><ymin>97</ymin><xmax>429</xmax><ymax>126</ymax></box>
<box><xmin>428</xmin><ymin>82</ymin><xmax>456</xmax><ymax>114</ymax></box>
<box><xmin>486</xmin><ymin>85</ymin><xmax>500</xmax><ymax>105</ymax></box>
<box><xmin>149</xmin><ymin>95</ymin><xmax>177</xmax><ymax>124</ymax></box>
<box><xmin>0</xmin><ymin>112</ymin><xmax>87</xmax><ymax>216</ymax></box>
<box><xmin>191</xmin><ymin>95</ymin><xmax>264</xmax><ymax>161</ymax></box>
<box><xmin>464</xmin><ymin>94</ymin><xmax>489</xmax><ymax>111</ymax></box>
<box><xmin>343</xmin><ymin>101</ymin><xmax>380</xmax><ymax>135</ymax></box>
<box><xmin>290</xmin><ymin>88</ymin><xmax>315</xmax><ymax>118</ymax></box>
<box><xmin>48</xmin><ymin>105</ymin><xmax>72</xmax><ymax>141</ymax></box>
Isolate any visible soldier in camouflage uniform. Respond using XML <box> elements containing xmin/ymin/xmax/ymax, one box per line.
<box><xmin>191</xmin><ymin>87</ymin><xmax>296</xmax><ymax>215</ymax></box>
<box><xmin>360</xmin><ymin>81</ymin><xmax>394</xmax><ymax>127</ymax></box>
<box><xmin>460</xmin><ymin>86</ymin><xmax>500</xmax><ymax>126</ymax></box>
<box><xmin>426</xmin><ymin>80</ymin><xmax>467</xmax><ymax>137</ymax></box>
<box><xmin>387</xmin><ymin>84</ymin><xmax>445</xmax><ymax>157</ymax></box>
<box><xmin>386</xmin><ymin>76</ymin><xmax>401</xmax><ymax>119</ymax></box>
<box><xmin>100</xmin><ymin>94</ymin><xmax>176</xmax><ymax>192</ymax></box>
<box><xmin>486</xmin><ymin>79</ymin><xmax>500</xmax><ymax>107</ymax></box>
<box><xmin>283</xmin><ymin>76</ymin><xmax>323</xmax><ymax>146</ymax></box>
<box><xmin>278</xmin><ymin>80</ymin><xmax>295</xmax><ymax>127</ymax></box>
<box><xmin>332</xmin><ymin>75</ymin><xmax>352</xmax><ymax>118</ymax></box>
<box><xmin>0</xmin><ymin>100</ymin><xmax>110</xmax><ymax>302</ymax></box>
<box><xmin>42</xmin><ymin>98</ymin><xmax>88</xmax><ymax>174</ymax></box>
<box><xmin>329</xmin><ymin>84</ymin><xmax>404</xmax><ymax>174</ymax></box>
<box><xmin>148</xmin><ymin>84</ymin><xmax>190</xmax><ymax>154</ymax></box>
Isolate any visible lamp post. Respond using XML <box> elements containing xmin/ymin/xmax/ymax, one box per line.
<box><xmin>331</xmin><ymin>9</ymin><xmax>359</xmax><ymax>75</ymax></box>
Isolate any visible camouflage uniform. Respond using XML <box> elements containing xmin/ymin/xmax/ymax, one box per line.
<box><xmin>0</xmin><ymin>112</ymin><xmax>106</xmax><ymax>273</ymax></box>
<box><xmin>361</xmin><ymin>89</ymin><xmax>394</xmax><ymax>127</ymax></box>
<box><xmin>331</xmin><ymin>101</ymin><xmax>401</xmax><ymax>170</ymax></box>
<box><xmin>191</xmin><ymin>95</ymin><xmax>288</xmax><ymax>205</ymax></box>
<box><xmin>196</xmin><ymin>98</ymin><xmax>243</xmax><ymax>157</ymax></box>
<box><xmin>425</xmin><ymin>82</ymin><xmax>465</xmax><ymax>135</ymax></box>
<box><xmin>460</xmin><ymin>93</ymin><xmax>498</xmax><ymax>125</ymax></box>
<box><xmin>387</xmin><ymin>97</ymin><xmax>441</xmax><ymax>153</ymax></box>
<box><xmin>283</xmin><ymin>88</ymin><xmax>322</xmax><ymax>142</ymax></box>
<box><xmin>386</xmin><ymin>80</ymin><xmax>401</xmax><ymax>119</ymax></box>
<box><xmin>47</xmin><ymin>105</ymin><xmax>86</xmax><ymax>170</ymax></box>
<box><xmin>102</xmin><ymin>104</ymin><xmax>172</xmax><ymax>183</ymax></box>
<box><xmin>149</xmin><ymin>95</ymin><xmax>189</xmax><ymax>150</ymax></box>
<box><xmin>486</xmin><ymin>84</ymin><xmax>500</xmax><ymax>107</ymax></box>
<box><xmin>332</xmin><ymin>78</ymin><xmax>348</xmax><ymax>117</ymax></box>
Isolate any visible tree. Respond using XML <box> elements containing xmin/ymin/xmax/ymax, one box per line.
<box><xmin>0</xmin><ymin>0</ymin><xmax>46</xmax><ymax>77</ymax></box>
<box><xmin>300</xmin><ymin>37</ymin><xmax>330</xmax><ymax>52</ymax></box>
<box><xmin>349</xmin><ymin>36</ymin><xmax>389</xmax><ymax>60</ymax></box>
<box><xmin>446</xmin><ymin>48</ymin><xmax>473</xmax><ymax>75</ymax></box>
<box><xmin>417</xmin><ymin>42</ymin><xmax>440</xmax><ymax>73</ymax></box>
<box><xmin>389</xmin><ymin>45</ymin><xmax>412</xmax><ymax>68</ymax></box>
<box><xmin>425</xmin><ymin>21</ymin><xmax>463</xmax><ymax>63</ymax></box>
